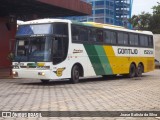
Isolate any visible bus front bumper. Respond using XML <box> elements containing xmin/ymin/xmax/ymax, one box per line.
<box><xmin>12</xmin><ymin>69</ymin><xmax>54</xmax><ymax>79</ymax></box>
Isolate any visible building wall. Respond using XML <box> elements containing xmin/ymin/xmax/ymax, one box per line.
<box><xmin>154</xmin><ymin>34</ymin><xmax>160</xmax><ymax>61</ymax></box>
<box><xmin>0</xmin><ymin>17</ymin><xmax>16</xmax><ymax>68</ymax></box>
<box><xmin>66</xmin><ymin>0</ymin><xmax>132</xmax><ymax>28</ymax></box>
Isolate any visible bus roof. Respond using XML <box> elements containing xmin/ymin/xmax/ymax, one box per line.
<box><xmin>82</xmin><ymin>22</ymin><xmax>153</xmax><ymax>35</ymax></box>
<box><xmin>19</xmin><ymin>18</ymin><xmax>72</xmax><ymax>25</ymax></box>
<box><xmin>19</xmin><ymin>18</ymin><xmax>153</xmax><ymax>36</ymax></box>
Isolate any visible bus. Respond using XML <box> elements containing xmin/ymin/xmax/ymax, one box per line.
<box><xmin>12</xmin><ymin>19</ymin><xmax>155</xmax><ymax>83</ymax></box>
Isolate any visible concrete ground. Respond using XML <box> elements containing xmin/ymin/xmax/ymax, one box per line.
<box><xmin>0</xmin><ymin>70</ymin><xmax>160</xmax><ymax>120</ymax></box>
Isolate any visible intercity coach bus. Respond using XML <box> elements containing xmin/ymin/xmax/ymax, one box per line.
<box><xmin>12</xmin><ymin>19</ymin><xmax>154</xmax><ymax>83</ymax></box>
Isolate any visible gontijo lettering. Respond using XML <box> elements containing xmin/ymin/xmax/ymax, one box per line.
<box><xmin>118</xmin><ymin>48</ymin><xmax>138</xmax><ymax>54</ymax></box>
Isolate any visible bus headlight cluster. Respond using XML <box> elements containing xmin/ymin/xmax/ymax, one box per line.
<box><xmin>13</xmin><ymin>65</ymin><xmax>19</xmax><ymax>69</ymax></box>
<box><xmin>38</xmin><ymin>72</ymin><xmax>45</xmax><ymax>76</ymax></box>
<box><xmin>12</xmin><ymin>71</ymin><xmax>18</xmax><ymax>77</ymax></box>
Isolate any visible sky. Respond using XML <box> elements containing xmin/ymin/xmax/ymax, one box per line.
<box><xmin>132</xmin><ymin>0</ymin><xmax>159</xmax><ymax>15</ymax></box>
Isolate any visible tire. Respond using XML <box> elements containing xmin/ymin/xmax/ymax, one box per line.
<box><xmin>70</xmin><ymin>65</ymin><xmax>80</xmax><ymax>84</ymax></box>
<box><xmin>135</xmin><ymin>64</ymin><xmax>143</xmax><ymax>77</ymax></box>
<box><xmin>41</xmin><ymin>79</ymin><xmax>49</xmax><ymax>83</ymax></box>
<box><xmin>128</xmin><ymin>64</ymin><xmax>136</xmax><ymax>78</ymax></box>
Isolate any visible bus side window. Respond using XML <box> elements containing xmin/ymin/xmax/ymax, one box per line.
<box><xmin>148</xmin><ymin>36</ymin><xmax>153</xmax><ymax>48</ymax></box>
<box><xmin>140</xmin><ymin>35</ymin><xmax>148</xmax><ymax>47</ymax></box>
<box><xmin>144</xmin><ymin>36</ymin><xmax>149</xmax><ymax>47</ymax></box>
<box><xmin>129</xmin><ymin>34</ymin><xmax>139</xmax><ymax>46</ymax></box>
<box><xmin>89</xmin><ymin>28</ymin><xmax>96</xmax><ymax>42</ymax></box>
<box><xmin>134</xmin><ymin>34</ymin><xmax>139</xmax><ymax>46</ymax></box>
<box><xmin>110</xmin><ymin>31</ymin><xmax>117</xmax><ymax>44</ymax></box>
<box><xmin>79</xmin><ymin>26</ymin><xmax>88</xmax><ymax>42</ymax></box>
<box><xmin>124</xmin><ymin>33</ymin><xmax>129</xmax><ymax>45</ymax></box>
<box><xmin>72</xmin><ymin>25</ymin><xmax>79</xmax><ymax>41</ymax></box>
<box><xmin>104</xmin><ymin>30</ymin><xmax>111</xmax><ymax>44</ymax></box>
<box><xmin>117</xmin><ymin>32</ymin><xmax>123</xmax><ymax>45</ymax></box>
<box><xmin>96</xmin><ymin>29</ymin><xmax>103</xmax><ymax>43</ymax></box>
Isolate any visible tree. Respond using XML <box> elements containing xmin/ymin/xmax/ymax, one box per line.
<box><xmin>148</xmin><ymin>3</ymin><xmax>160</xmax><ymax>33</ymax></box>
<box><xmin>128</xmin><ymin>12</ymin><xmax>151</xmax><ymax>30</ymax></box>
<box><xmin>128</xmin><ymin>15</ymin><xmax>139</xmax><ymax>29</ymax></box>
<box><xmin>139</xmin><ymin>12</ymin><xmax>151</xmax><ymax>29</ymax></box>
<box><xmin>128</xmin><ymin>2</ymin><xmax>160</xmax><ymax>33</ymax></box>
<box><xmin>152</xmin><ymin>2</ymin><xmax>160</xmax><ymax>15</ymax></box>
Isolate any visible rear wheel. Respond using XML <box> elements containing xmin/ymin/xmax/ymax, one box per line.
<box><xmin>41</xmin><ymin>79</ymin><xmax>49</xmax><ymax>83</ymax></box>
<box><xmin>128</xmin><ymin>64</ymin><xmax>136</xmax><ymax>78</ymax></box>
<box><xmin>70</xmin><ymin>65</ymin><xmax>80</xmax><ymax>84</ymax></box>
<box><xmin>135</xmin><ymin>64</ymin><xmax>143</xmax><ymax>77</ymax></box>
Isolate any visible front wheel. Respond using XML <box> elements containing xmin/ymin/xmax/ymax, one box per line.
<box><xmin>70</xmin><ymin>65</ymin><xmax>80</xmax><ymax>84</ymax></box>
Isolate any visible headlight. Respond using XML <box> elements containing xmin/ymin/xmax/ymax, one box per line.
<box><xmin>13</xmin><ymin>65</ymin><xmax>19</xmax><ymax>69</ymax></box>
<box><xmin>38</xmin><ymin>72</ymin><xmax>45</xmax><ymax>76</ymax></box>
<box><xmin>12</xmin><ymin>71</ymin><xmax>18</xmax><ymax>77</ymax></box>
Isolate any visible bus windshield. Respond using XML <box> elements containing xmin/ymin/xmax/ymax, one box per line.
<box><xmin>16</xmin><ymin>24</ymin><xmax>52</xmax><ymax>36</ymax></box>
<box><xmin>14</xmin><ymin>36</ymin><xmax>52</xmax><ymax>62</ymax></box>
<box><xmin>14</xmin><ymin>22</ymin><xmax>69</xmax><ymax>63</ymax></box>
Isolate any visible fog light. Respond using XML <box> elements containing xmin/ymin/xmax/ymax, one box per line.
<box><xmin>12</xmin><ymin>71</ymin><xmax>18</xmax><ymax>77</ymax></box>
<box><xmin>38</xmin><ymin>72</ymin><xmax>45</xmax><ymax>76</ymax></box>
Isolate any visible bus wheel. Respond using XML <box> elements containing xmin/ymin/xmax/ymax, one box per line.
<box><xmin>41</xmin><ymin>79</ymin><xmax>49</xmax><ymax>83</ymax></box>
<box><xmin>70</xmin><ymin>65</ymin><xmax>80</xmax><ymax>84</ymax></box>
<box><xmin>135</xmin><ymin>64</ymin><xmax>143</xmax><ymax>77</ymax></box>
<box><xmin>128</xmin><ymin>64</ymin><xmax>136</xmax><ymax>78</ymax></box>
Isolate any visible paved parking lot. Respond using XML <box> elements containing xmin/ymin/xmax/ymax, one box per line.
<box><xmin>0</xmin><ymin>70</ymin><xmax>160</xmax><ymax>120</ymax></box>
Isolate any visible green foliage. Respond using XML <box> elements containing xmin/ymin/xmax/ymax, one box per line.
<box><xmin>149</xmin><ymin>2</ymin><xmax>160</xmax><ymax>33</ymax></box>
<box><xmin>152</xmin><ymin>2</ymin><xmax>160</xmax><ymax>15</ymax></box>
<box><xmin>128</xmin><ymin>2</ymin><xmax>160</xmax><ymax>33</ymax></box>
<box><xmin>139</xmin><ymin>12</ymin><xmax>151</xmax><ymax>29</ymax></box>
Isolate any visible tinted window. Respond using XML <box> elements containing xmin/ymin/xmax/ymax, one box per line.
<box><xmin>140</xmin><ymin>35</ymin><xmax>148</xmax><ymax>47</ymax></box>
<box><xmin>110</xmin><ymin>31</ymin><xmax>117</xmax><ymax>44</ymax></box>
<box><xmin>89</xmin><ymin>28</ymin><xmax>97</xmax><ymax>42</ymax></box>
<box><xmin>71</xmin><ymin>25</ymin><xmax>88</xmax><ymax>42</ymax></box>
<box><xmin>129</xmin><ymin>34</ymin><xmax>139</xmax><ymax>46</ymax></box>
<box><xmin>104</xmin><ymin>30</ymin><xmax>117</xmax><ymax>44</ymax></box>
<box><xmin>53</xmin><ymin>23</ymin><xmax>68</xmax><ymax>35</ymax></box>
<box><xmin>72</xmin><ymin>25</ymin><xmax>80</xmax><ymax>41</ymax></box>
<box><xmin>117</xmin><ymin>32</ymin><xmax>123</xmax><ymax>44</ymax></box>
<box><xmin>117</xmin><ymin>32</ymin><xmax>129</xmax><ymax>45</ymax></box>
<box><xmin>148</xmin><ymin>36</ymin><xmax>153</xmax><ymax>47</ymax></box>
<box><xmin>79</xmin><ymin>27</ymin><xmax>88</xmax><ymax>41</ymax></box>
<box><xmin>96</xmin><ymin>29</ymin><xmax>103</xmax><ymax>42</ymax></box>
<box><xmin>124</xmin><ymin>33</ymin><xmax>129</xmax><ymax>45</ymax></box>
<box><xmin>134</xmin><ymin>35</ymin><xmax>139</xmax><ymax>45</ymax></box>
<box><xmin>104</xmin><ymin>30</ymin><xmax>111</xmax><ymax>43</ymax></box>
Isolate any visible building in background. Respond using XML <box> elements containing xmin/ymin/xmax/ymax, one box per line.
<box><xmin>65</xmin><ymin>0</ymin><xmax>133</xmax><ymax>28</ymax></box>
